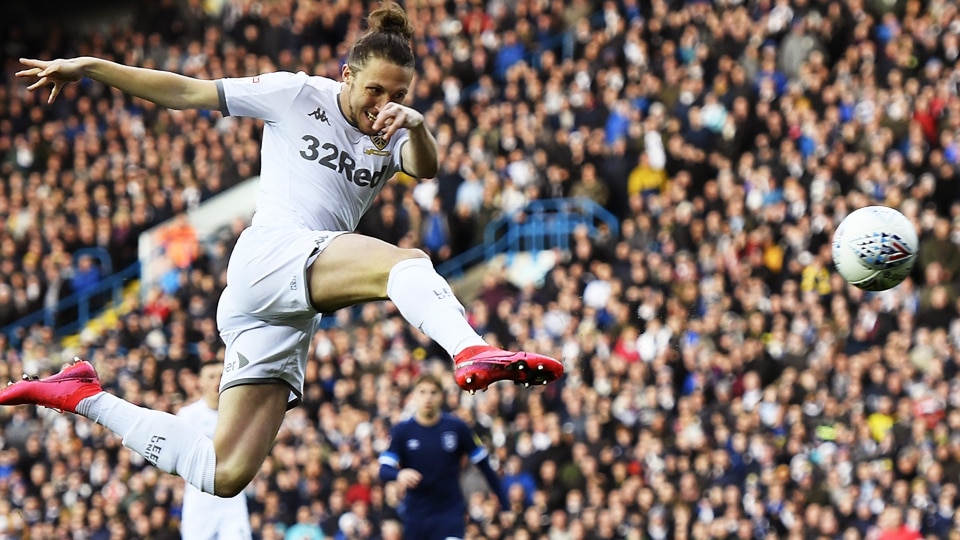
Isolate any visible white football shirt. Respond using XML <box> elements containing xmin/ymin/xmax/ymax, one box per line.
<box><xmin>216</xmin><ymin>72</ymin><xmax>410</xmax><ymax>231</ymax></box>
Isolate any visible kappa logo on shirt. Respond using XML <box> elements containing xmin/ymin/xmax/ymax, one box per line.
<box><xmin>308</xmin><ymin>107</ymin><xmax>330</xmax><ymax>125</ymax></box>
<box><xmin>407</xmin><ymin>439</ymin><xmax>421</xmax><ymax>450</ymax></box>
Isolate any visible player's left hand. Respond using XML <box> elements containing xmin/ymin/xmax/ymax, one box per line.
<box><xmin>371</xmin><ymin>102</ymin><xmax>423</xmax><ymax>142</ymax></box>
<box><xmin>396</xmin><ymin>468</ymin><xmax>422</xmax><ymax>489</ymax></box>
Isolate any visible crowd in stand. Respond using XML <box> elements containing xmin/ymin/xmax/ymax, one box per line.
<box><xmin>2</xmin><ymin>0</ymin><xmax>960</xmax><ymax>538</ymax></box>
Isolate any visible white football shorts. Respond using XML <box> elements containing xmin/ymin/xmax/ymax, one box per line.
<box><xmin>216</xmin><ymin>225</ymin><xmax>346</xmax><ymax>407</ymax></box>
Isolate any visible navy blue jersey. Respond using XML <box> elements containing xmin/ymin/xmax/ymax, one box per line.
<box><xmin>379</xmin><ymin>413</ymin><xmax>487</xmax><ymax>516</ymax></box>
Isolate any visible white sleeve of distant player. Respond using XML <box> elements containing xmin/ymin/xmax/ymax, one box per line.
<box><xmin>216</xmin><ymin>71</ymin><xmax>309</xmax><ymax>123</ymax></box>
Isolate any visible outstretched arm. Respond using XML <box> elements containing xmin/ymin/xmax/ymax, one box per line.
<box><xmin>17</xmin><ymin>57</ymin><xmax>219</xmax><ymax>110</ymax></box>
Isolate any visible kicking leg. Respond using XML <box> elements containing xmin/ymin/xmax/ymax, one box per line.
<box><xmin>88</xmin><ymin>380</ymin><xmax>289</xmax><ymax>497</ymax></box>
<box><xmin>307</xmin><ymin>233</ymin><xmax>485</xmax><ymax>354</ymax></box>
<box><xmin>307</xmin><ymin>234</ymin><xmax>563</xmax><ymax>392</ymax></box>
<box><xmin>0</xmin><ymin>359</ymin><xmax>288</xmax><ymax>498</ymax></box>
<box><xmin>210</xmin><ymin>382</ymin><xmax>289</xmax><ymax>496</ymax></box>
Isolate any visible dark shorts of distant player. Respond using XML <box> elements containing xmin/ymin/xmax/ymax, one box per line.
<box><xmin>402</xmin><ymin>513</ymin><xmax>465</xmax><ymax>540</ymax></box>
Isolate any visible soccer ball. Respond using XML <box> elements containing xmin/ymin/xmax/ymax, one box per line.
<box><xmin>831</xmin><ymin>206</ymin><xmax>918</xmax><ymax>291</ymax></box>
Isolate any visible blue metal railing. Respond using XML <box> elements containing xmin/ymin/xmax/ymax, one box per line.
<box><xmin>436</xmin><ymin>197</ymin><xmax>620</xmax><ymax>278</ymax></box>
<box><xmin>1</xmin><ymin>261</ymin><xmax>140</xmax><ymax>347</ymax></box>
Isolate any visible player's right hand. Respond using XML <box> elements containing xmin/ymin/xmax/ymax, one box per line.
<box><xmin>396</xmin><ymin>468</ymin><xmax>422</xmax><ymax>489</ymax></box>
<box><xmin>16</xmin><ymin>58</ymin><xmax>86</xmax><ymax>103</ymax></box>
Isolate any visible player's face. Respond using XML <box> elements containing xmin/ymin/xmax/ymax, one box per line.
<box><xmin>414</xmin><ymin>382</ymin><xmax>442</xmax><ymax>419</ymax></box>
<box><xmin>341</xmin><ymin>58</ymin><xmax>413</xmax><ymax>135</ymax></box>
<box><xmin>198</xmin><ymin>363</ymin><xmax>223</xmax><ymax>405</ymax></box>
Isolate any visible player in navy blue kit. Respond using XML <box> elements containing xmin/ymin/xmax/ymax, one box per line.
<box><xmin>379</xmin><ymin>375</ymin><xmax>507</xmax><ymax>540</ymax></box>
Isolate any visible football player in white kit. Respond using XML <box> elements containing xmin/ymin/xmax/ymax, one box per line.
<box><xmin>177</xmin><ymin>360</ymin><xmax>252</xmax><ymax>540</ymax></box>
<box><xmin>5</xmin><ymin>3</ymin><xmax>562</xmax><ymax>501</ymax></box>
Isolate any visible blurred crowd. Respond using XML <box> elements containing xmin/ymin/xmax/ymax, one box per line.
<box><xmin>3</xmin><ymin>0</ymin><xmax>960</xmax><ymax>539</ymax></box>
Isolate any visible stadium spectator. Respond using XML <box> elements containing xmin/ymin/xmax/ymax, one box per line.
<box><xmin>69</xmin><ymin>255</ymin><xmax>102</xmax><ymax>297</ymax></box>
<box><xmin>284</xmin><ymin>505</ymin><xmax>325</xmax><ymax>540</ymax></box>
<box><xmin>157</xmin><ymin>214</ymin><xmax>200</xmax><ymax>272</ymax></box>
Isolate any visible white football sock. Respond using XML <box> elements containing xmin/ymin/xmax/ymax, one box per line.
<box><xmin>77</xmin><ymin>393</ymin><xmax>216</xmax><ymax>494</ymax></box>
<box><xmin>386</xmin><ymin>258</ymin><xmax>487</xmax><ymax>357</ymax></box>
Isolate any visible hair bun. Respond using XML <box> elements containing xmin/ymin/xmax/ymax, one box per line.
<box><xmin>367</xmin><ymin>2</ymin><xmax>414</xmax><ymax>41</ymax></box>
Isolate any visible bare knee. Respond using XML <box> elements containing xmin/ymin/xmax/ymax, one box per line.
<box><xmin>214</xmin><ymin>463</ymin><xmax>257</xmax><ymax>498</ymax></box>
<box><xmin>215</xmin><ymin>482</ymin><xmax>246</xmax><ymax>499</ymax></box>
<box><xmin>212</xmin><ymin>438</ymin><xmax>268</xmax><ymax>497</ymax></box>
